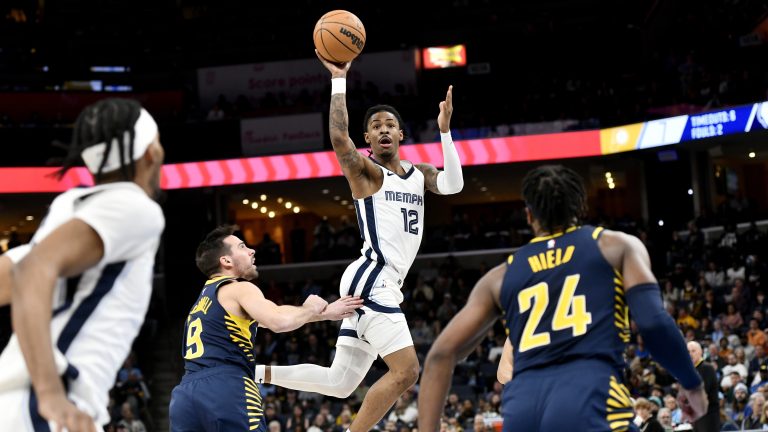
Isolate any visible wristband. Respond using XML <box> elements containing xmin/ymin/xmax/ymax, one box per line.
<box><xmin>331</xmin><ymin>78</ymin><xmax>346</xmax><ymax>95</ymax></box>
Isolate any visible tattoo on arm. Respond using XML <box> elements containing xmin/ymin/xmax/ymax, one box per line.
<box><xmin>419</xmin><ymin>164</ymin><xmax>442</xmax><ymax>194</ymax></box>
<box><xmin>339</xmin><ymin>148</ymin><xmax>366</xmax><ymax>176</ymax></box>
<box><xmin>329</xmin><ymin>94</ymin><xmax>349</xmax><ymax>133</ymax></box>
<box><xmin>330</xmin><ymin>94</ymin><xmax>365</xmax><ymax>177</ymax></box>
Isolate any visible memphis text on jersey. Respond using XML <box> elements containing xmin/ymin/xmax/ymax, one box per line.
<box><xmin>384</xmin><ymin>190</ymin><xmax>423</xmax><ymax>206</ymax></box>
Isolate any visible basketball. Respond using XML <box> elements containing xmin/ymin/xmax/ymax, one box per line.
<box><xmin>313</xmin><ymin>10</ymin><xmax>366</xmax><ymax>63</ymax></box>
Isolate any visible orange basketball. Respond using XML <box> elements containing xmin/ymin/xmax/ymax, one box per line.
<box><xmin>313</xmin><ymin>10</ymin><xmax>366</xmax><ymax>63</ymax></box>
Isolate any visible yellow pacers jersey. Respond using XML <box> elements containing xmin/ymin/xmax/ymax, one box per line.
<box><xmin>182</xmin><ymin>276</ymin><xmax>258</xmax><ymax>377</ymax></box>
<box><xmin>500</xmin><ymin>226</ymin><xmax>630</xmax><ymax>377</ymax></box>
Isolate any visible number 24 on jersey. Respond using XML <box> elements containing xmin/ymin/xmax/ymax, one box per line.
<box><xmin>517</xmin><ymin>274</ymin><xmax>592</xmax><ymax>352</ymax></box>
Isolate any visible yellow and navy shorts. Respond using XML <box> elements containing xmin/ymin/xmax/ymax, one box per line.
<box><xmin>170</xmin><ymin>365</ymin><xmax>265</xmax><ymax>432</ymax></box>
<box><xmin>501</xmin><ymin>358</ymin><xmax>637</xmax><ymax>432</ymax></box>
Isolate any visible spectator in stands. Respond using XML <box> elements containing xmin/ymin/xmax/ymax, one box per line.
<box><xmin>728</xmin><ymin>278</ymin><xmax>750</xmax><ymax>315</ymax></box>
<box><xmin>301</xmin><ymin>333</ymin><xmax>328</xmax><ymax>366</ymax></box>
<box><xmin>656</xmin><ymin>407</ymin><xmax>673</xmax><ymax>431</ymax></box>
<box><xmin>387</xmin><ymin>389</ymin><xmax>418</xmax><ymax>426</ymax></box>
<box><xmin>411</xmin><ymin>276</ymin><xmax>435</xmax><ymax>312</ymax></box>
<box><xmin>285</xmin><ymin>404</ymin><xmax>309</xmax><ymax>431</ymax></box>
<box><xmin>634</xmin><ymin>398</ymin><xmax>664</xmax><ymax>432</ymax></box>
<box><xmin>269</xmin><ymin>420</ymin><xmax>282</xmax><ymax>432</ymax></box>
<box><xmin>681</xmin><ymin>279</ymin><xmax>697</xmax><ymax>304</ymax></box>
<box><xmin>743</xmin><ymin>392</ymin><xmax>765</xmax><ymax>429</ymax></box>
<box><xmin>730</xmin><ymin>383</ymin><xmax>750</xmax><ymax>424</ymax></box>
<box><xmin>444</xmin><ymin>393</ymin><xmax>462</xmax><ymax>419</ymax></box>
<box><xmin>485</xmin><ymin>382</ymin><xmax>503</xmax><ymax>402</ymax></box>
<box><xmin>458</xmin><ymin>399</ymin><xmax>476</xmax><ymax>428</ymax></box>
<box><xmin>756</xmin><ymin>291</ymin><xmax>768</xmax><ymax>313</ymax></box>
<box><xmin>118</xmin><ymin>402</ymin><xmax>147</xmax><ymax>432</ymax></box>
<box><xmin>662</xmin><ymin>279</ymin><xmax>681</xmax><ymax>304</ymax></box>
<box><xmin>734</xmin><ymin>347</ymin><xmax>750</xmax><ymax>374</ymax></box>
<box><xmin>263</xmin><ymin>404</ymin><xmax>284</xmax><ymax>431</ymax></box>
<box><xmin>704</xmin><ymin>261</ymin><xmax>725</xmax><ymax>289</ymax></box>
<box><xmin>722</xmin><ymin>354</ymin><xmax>748</xmax><ymax>387</ymax></box>
<box><xmin>723</xmin><ymin>303</ymin><xmax>744</xmax><ymax>331</ymax></box>
<box><xmin>469</xmin><ymin>414</ymin><xmax>487</xmax><ymax>432</ymax></box>
<box><xmin>663</xmin><ymin>395</ymin><xmax>682</xmax><ymax>425</ymax></box>
<box><xmin>307</xmin><ymin>413</ymin><xmax>329</xmax><ymax>432</ymax></box>
<box><xmin>411</xmin><ymin>316</ymin><xmax>435</xmax><ymax>352</ymax></box>
<box><xmin>726</xmin><ymin>260</ymin><xmax>746</xmax><ymax>286</ymax></box>
<box><xmin>436</xmin><ymin>293</ymin><xmax>458</xmax><ymax>325</ymax></box>
<box><xmin>751</xmin><ymin>363</ymin><xmax>768</xmax><ymax>393</ymax></box>
<box><xmin>677</xmin><ymin>308</ymin><xmax>699</xmax><ymax>330</ymax></box>
<box><xmin>335</xmin><ymin>408</ymin><xmax>353</xmax><ymax>432</ymax></box>
<box><xmin>115</xmin><ymin>354</ymin><xmax>149</xmax><ymax>417</ymax></box>
<box><xmin>699</xmin><ymin>290</ymin><xmax>723</xmax><ymax>322</ymax></box>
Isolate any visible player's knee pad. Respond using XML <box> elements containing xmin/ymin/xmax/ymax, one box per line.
<box><xmin>326</xmin><ymin>366</ymin><xmax>363</xmax><ymax>398</ymax></box>
<box><xmin>326</xmin><ymin>346</ymin><xmax>374</xmax><ymax>398</ymax></box>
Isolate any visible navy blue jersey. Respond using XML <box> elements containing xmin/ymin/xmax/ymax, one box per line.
<box><xmin>500</xmin><ymin>226</ymin><xmax>630</xmax><ymax>377</ymax></box>
<box><xmin>181</xmin><ymin>276</ymin><xmax>258</xmax><ymax>377</ymax></box>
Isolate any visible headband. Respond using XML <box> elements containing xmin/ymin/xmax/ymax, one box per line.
<box><xmin>80</xmin><ymin>108</ymin><xmax>158</xmax><ymax>174</ymax></box>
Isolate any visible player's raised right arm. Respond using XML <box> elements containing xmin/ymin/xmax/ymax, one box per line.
<box><xmin>316</xmin><ymin>50</ymin><xmax>377</xmax><ymax>197</ymax></box>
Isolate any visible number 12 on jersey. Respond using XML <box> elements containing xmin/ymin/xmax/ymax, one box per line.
<box><xmin>517</xmin><ymin>274</ymin><xmax>592</xmax><ymax>352</ymax></box>
<box><xmin>400</xmin><ymin>208</ymin><xmax>419</xmax><ymax>235</ymax></box>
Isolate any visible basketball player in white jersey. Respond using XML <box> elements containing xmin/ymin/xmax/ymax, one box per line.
<box><xmin>0</xmin><ymin>98</ymin><xmax>165</xmax><ymax>432</ymax></box>
<box><xmin>255</xmin><ymin>51</ymin><xmax>464</xmax><ymax>432</ymax></box>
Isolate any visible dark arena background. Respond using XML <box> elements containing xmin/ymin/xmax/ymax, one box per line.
<box><xmin>1</xmin><ymin>0</ymin><xmax>768</xmax><ymax>431</ymax></box>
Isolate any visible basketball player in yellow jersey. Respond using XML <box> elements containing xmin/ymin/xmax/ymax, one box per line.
<box><xmin>169</xmin><ymin>225</ymin><xmax>363</xmax><ymax>432</ymax></box>
<box><xmin>419</xmin><ymin>165</ymin><xmax>708</xmax><ymax>432</ymax></box>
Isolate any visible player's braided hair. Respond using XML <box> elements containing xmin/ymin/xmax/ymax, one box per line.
<box><xmin>522</xmin><ymin>165</ymin><xmax>587</xmax><ymax>233</ymax></box>
<box><xmin>363</xmin><ymin>104</ymin><xmax>405</xmax><ymax>134</ymax></box>
<box><xmin>196</xmin><ymin>225</ymin><xmax>238</xmax><ymax>277</ymax></box>
<box><xmin>56</xmin><ymin>98</ymin><xmax>142</xmax><ymax>181</ymax></box>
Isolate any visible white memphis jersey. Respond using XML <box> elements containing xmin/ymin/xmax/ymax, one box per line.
<box><xmin>0</xmin><ymin>182</ymin><xmax>164</xmax><ymax>427</ymax></box>
<box><xmin>353</xmin><ymin>160</ymin><xmax>424</xmax><ymax>281</ymax></box>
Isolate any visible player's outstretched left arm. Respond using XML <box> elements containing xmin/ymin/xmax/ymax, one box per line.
<box><xmin>418</xmin><ymin>263</ymin><xmax>505</xmax><ymax>432</ymax></box>
<box><xmin>417</xmin><ymin>85</ymin><xmax>463</xmax><ymax>195</ymax></box>
<box><xmin>316</xmin><ymin>295</ymin><xmax>365</xmax><ymax>321</ymax></box>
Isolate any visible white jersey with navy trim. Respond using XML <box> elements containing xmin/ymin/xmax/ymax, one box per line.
<box><xmin>0</xmin><ymin>182</ymin><xmax>164</xmax><ymax>428</ymax></box>
<box><xmin>344</xmin><ymin>160</ymin><xmax>424</xmax><ymax>309</ymax></box>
